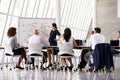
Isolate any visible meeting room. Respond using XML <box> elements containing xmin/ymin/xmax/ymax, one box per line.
<box><xmin>0</xmin><ymin>0</ymin><xmax>120</xmax><ymax>80</ymax></box>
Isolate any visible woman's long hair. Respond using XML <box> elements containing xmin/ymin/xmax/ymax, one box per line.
<box><xmin>63</xmin><ymin>28</ymin><xmax>71</xmax><ymax>42</ymax></box>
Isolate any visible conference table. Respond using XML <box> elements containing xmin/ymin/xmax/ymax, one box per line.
<box><xmin>44</xmin><ymin>45</ymin><xmax>120</xmax><ymax>50</ymax></box>
<box><xmin>0</xmin><ymin>45</ymin><xmax>120</xmax><ymax>50</ymax></box>
<box><xmin>111</xmin><ymin>46</ymin><xmax>120</xmax><ymax>49</ymax></box>
<box><xmin>0</xmin><ymin>45</ymin><xmax>120</xmax><ymax>65</ymax></box>
<box><xmin>44</xmin><ymin>46</ymin><xmax>91</xmax><ymax>49</ymax></box>
<box><xmin>0</xmin><ymin>45</ymin><xmax>91</xmax><ymax>66</ymax></box>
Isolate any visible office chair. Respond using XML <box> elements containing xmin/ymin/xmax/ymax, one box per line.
<box><xmin>57</xmin><ymin>42</ymin><xmax>76</xmax><ymax>71</ymax></box>
<box><xmin>93</xmin><ymin>43</ymin><xmax>114</xmax><ymax>72</ymax></box>
<box><xmin>3</xmin><ymin>44</ymin><xmax>21</xmax><ymax>70</ymax></box>
<box><xmin>27</xmin><ymin>43</ymin><xmax>46</xmax><ymax>70</ymax></box>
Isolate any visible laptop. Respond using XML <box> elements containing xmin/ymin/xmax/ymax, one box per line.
<box><xmin>110</xmin><ymin>40</ymin><xmax>119</xmax><ymax>46</ymax></box>
<box><xmin>75</xmin><ymin>39</ymin><xmax>83</xmax><ymax>46</ymax></box>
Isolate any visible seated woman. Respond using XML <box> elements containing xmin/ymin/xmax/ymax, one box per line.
<box><xmin>6</xmin><ymin>27</ymin><xmax>27</xmax><ymax>69</ymax></box>
<box><xmin>58</xmin><ymin>28</ymin><xmax>77</xmax><ymax>70</ymax></box>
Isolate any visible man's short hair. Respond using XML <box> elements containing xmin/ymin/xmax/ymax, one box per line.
<box><xmin>94</xmin><ymin>27</ymin><xmax>101</xmax><ymax>33</ymax></box>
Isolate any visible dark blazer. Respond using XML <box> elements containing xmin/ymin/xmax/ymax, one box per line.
<box><xmin>93</xmin><ymin>43</ymin><xmax>114</xmax><ymax>70</ymax></box>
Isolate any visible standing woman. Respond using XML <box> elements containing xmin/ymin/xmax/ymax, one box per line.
<box><xmin>58</xmin><ymin>28</ymin><xmax>77</xmax><ymax>70</ymax></box>
<box><xmin>49</xmin><ymin>23</ymin><xmax>61</xmax><ymax>46</ymax></box>
<box><xmin>48</xmin><ymin>23</ymin><xmax>61</xmax><ymax>67</ymax></box>
<box><xmin>6</xmin><ymin>27</ymin><xmax>27</xmax><ymax>69</ymax></box>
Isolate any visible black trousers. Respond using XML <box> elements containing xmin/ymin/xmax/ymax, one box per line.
<box><xmin>78</xmin><ymin>49</ymin><xmax>89</xmax><ymax>69</ymax></box>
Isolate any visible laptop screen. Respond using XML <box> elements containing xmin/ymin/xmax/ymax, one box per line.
<box><xmin>110</xmin><ymin>40</ymin><xmax>119</xmax><ymax>46</ymax></box>
<box><xmin>75</xmin><ymin>39</ymin><xmax>83</xmax><ymax>46</ymax></box>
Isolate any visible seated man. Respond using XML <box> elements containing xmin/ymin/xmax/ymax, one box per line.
<box><xmin>78</xmin><ymin>27</ymin><xmax>105</xmax><ymax>71</ymax></box>
<box><xmin>28</xmin><ymin>28</ymin><xmax>49</xmax><ymax>69</ymax></box>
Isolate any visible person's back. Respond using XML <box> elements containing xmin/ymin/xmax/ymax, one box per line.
<box><xmin>6</xmin><ymin>27</ymin><xmax>27</xmax><ymax>69</ymax></box>
<box><xmin>58</xmin><ymin>28</ymin><xmax>77</xmax><ymax>70</ymax></box>
<box><xmin>79</xmin><ymin>27</ymin><xmax>105</xmax><ymax>71</ymax></box>
<box><xmin>6</xmin><ymin>36</ymin><xmax>18</xmax><ymax>49</ymax></box>
<box><xmin>89</xmin><ymin>33</ymin><xmax>105</xmax><ymax>50</ymax></box>
<box><xmin>61</xmin><ymin>37</ymin><xmax>73</xmax><ymax>44</ymax></box>
<box><xmin>28</xmin><ymin>28</ymin><xmax>48</xmax><ymax>69</ymax></box>
<box><xmin>29</xmin><ymin>29</ymin><xmax>48</xmax><ymax>47</ymax></box>
<box><xmin>58</xmin><ymin>37</ymin><xmax>74</xmax><ymax>56</ymax></box>
<box><xmin>29</xmin><ymin>35</ymin><xmax>42</xmax><ymax>44</ymax></box>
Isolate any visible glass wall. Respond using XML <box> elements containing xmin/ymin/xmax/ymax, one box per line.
<box><xmin>0</xmin><ymin>0</ymin><xmax>92</xmax><ymax>45</ymax></box>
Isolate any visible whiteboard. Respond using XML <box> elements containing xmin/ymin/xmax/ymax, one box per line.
<box><xmin>18</xmin><ymin>18</ymin><xmax>55</xmax><ymax>46</ymax></box>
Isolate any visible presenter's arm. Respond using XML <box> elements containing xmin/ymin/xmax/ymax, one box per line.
<box><xmin>41</xmin><ymin>37</ymin><xmax>49</xmax><ymax>47</ymax></box>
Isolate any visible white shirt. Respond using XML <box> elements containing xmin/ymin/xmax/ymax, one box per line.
<box><xmin>29</xmin><ymin>34</ymin><xmax>49</xmax><ymax>47</ymax></box>
<box><xmin>58</xmin><ymin>37</ymin><xmax>74</xmax><ymax>55</ymax></box>
<box><xmin>61</xmin><ymin>37</ymin><xmax>74</xmax><ymax>44</ymax></box>
<box><xmin>87</xmin><ymin>33</ymin><xmax>105</xmax><ymax>50</ymax></box>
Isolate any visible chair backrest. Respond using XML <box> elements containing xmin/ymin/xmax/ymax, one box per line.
<box><xmin>93</xmin><ymin>43</ymin><xmax>114</xmax><ymax>69</ymax></box>
<box><xmin>58</xmin><ymin>42</ymin><xmax>73</xmax><ymax>55</ymax></box>
<box><xmin>28</xmin><ymin>43</ymin><xmax>43</xmax><ymax>55</ymax></box>
<box><xmin>4</xmin><ymin>44</ymin><xmax>13</xmax><ymax>55</ymax></box>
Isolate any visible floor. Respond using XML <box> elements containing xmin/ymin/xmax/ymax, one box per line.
<box><xmin>0</xmin><ymin>62</ymin><xmax>120</xmax><ymax>80</ymax></box>
<box><xmin>0</xmin><ymin>68</ymin><xmax>118</xmax><ymax>80</ymax></box>
<box><xmin>0</xmin><ymin>52</ymin><xmax>120</xmax><ymax>80</ymax></box>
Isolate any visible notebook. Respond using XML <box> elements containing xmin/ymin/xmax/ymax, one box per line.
<box><xmin>75</xmin><ymin>39</ymin><xmax>83</xmax><ymax>46</ymax></box>
<box><xmin>110</xmin><ymin>40</ymin><xmax>119</xmax><ymax>46</ymax></box>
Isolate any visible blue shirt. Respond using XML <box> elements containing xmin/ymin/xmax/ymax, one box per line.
<box><xmin>49</xmin><ymin>29</ymin><xmax>60</xmax><ymax>46</ymax></box>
